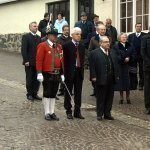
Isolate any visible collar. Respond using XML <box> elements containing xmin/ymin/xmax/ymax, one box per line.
<box><xmin>30</xmin><ymin>32</ymin><xmax>36</xmax><ymax>36</ymax></box>
<box><xmin>63</xmin><ymin>35</ymin><xmax>69</xmax><ymax>38</ymax></box>
<box><xmin>121</xmin><ymin>42</ymin><xmax>125</xmax><ymax>47</ymax></box>
<box><xmin>100</xmin><ymin>46</ymin><xmax>108</xmax><ymax>55</ymax></box>
<box><xmin>72</xmin><ymin>39</ymin><xmax>79</xmax><ymax>46</ymax></box>
<box><xmin>47</xmin><ymin>39</ymin><xmax>54</xmax><ymax>47</ymax></box>
<box><xmin>136</xmin><ymin>32</ymin><xmax>141</xmax><ymax>36</ymax></box>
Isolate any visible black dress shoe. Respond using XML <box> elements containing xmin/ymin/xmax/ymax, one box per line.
<box><xmin>27</xmin><ymin>95</ymin><xmax>34</xmax><ymax>101</ymax></box>
<box><xmin>104</xmin><ymin>116</ymin><xmax>114</xmax><ymax>120</ymax></box>
<box><xmin>55</xmin><ymin>96</ymin><xmax>59</xmax><ymax>100</ymax></box>
<box><xmin>74</xmin><ymin>114</ymin><xmax>85</xmax><ymax>119</ymax></box>
<box><xmin>97</xmin><ymin>116</ymin><xmax>103</xmax><ymax>121</ymax></box>
<box><xmin>33</xmin><ymin>95</ymin><xmax>42</xmax><ymax>100</ymax></box>
<box><xmin>67</xmin><ymin>114</ymin><xmax>73</xmax><ymax>119</ymax></box>
<box><xmin>50</xmin><ymin>113</ymin><xmax>59</xmax><ymax>121</ymax></box>
<box><xmin>45</xmin><ymin>114</ymin><xmax>51</xmax><ymax>121</ymax></box>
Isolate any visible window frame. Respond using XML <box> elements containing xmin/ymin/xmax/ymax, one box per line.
<box><xmin>118</xmin><ymin>0</ymin><xmax>150</xmax><ymax>33</ymax></box>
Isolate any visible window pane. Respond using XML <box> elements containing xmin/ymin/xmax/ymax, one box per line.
<box><xmin>59</xmin><ymin>3</ymin><xmax>65</xmax><ymax>12</ymax></box>
<box><xmin>136</xmin><ymin>16</ymin><xmax>142</xmax><ymax>23</ymax></box>
<box><xmin>121</xmin><ymin>0</ymin><xmax>126</xmax><ymax>2</ymax></box>
<box><xmin>143</xmin><ymin>15</ymin><xmax>149</xmax><ymax>30</ymax></box>
<box><xmin>120</xmin><ymin>3</ymin><xmax>126</xmax><ymax>18</ymax></box>
<box><xmin>127</xmin><ymin>2</ymin><xmax>133</xmax><ymax>17</ymax></box>
<box><xmin>127</xmin><ymin>18</ymin><xmax>133</xmax><ymax>32</ymax></box>
<box><xmin>143</xmin><ymin>0</ymin><xmax>149</xmax><ymax>14</ymax></box>
<box><xmin>136</xmin><ymin>0</ymin><xmax>142</xmax><ymax>15</ymax></box>
<box><xmin>120</xmin><ymin>19</ymin><xmax>126</xmax><ymax>32</ymax></box>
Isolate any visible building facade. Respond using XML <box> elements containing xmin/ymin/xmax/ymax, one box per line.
<box><xmin>0</xmin><ymin>0</ymin><xmax>149</xmax><ymax>51</ymax></box>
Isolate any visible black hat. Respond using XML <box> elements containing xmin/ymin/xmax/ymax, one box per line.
<box><xmin>46</xmin><ymin>26</ymin><xmax>61</xmax><ymax>35</ymax></box>
<box><xmin>80</xmin><ymin>12</ymin><xmax>87</xmax><ymax>16</ymax></box>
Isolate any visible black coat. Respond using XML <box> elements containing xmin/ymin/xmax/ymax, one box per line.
<box><xmin>57</xmin><ymin>35</ymin><xmax>72</xmax><ymax>46</ymax></box>
<box><xmin>63</xmin><ymin>40</ymin><xmax>85</xmax><ymax>80</ymax></box>
<box><xmin>89</xmin><ymin>48</ymin><xmax>119</xmax><ymax>85</ymax></box>
<box><xmin>113</xmin><ymin>42</ymin><xmax>137</xmax><ymax>91</ymax></box>
<box><xmin>128</xmin><ymin>32</ymin><xmax>146</xmax><ymax>61</ymax></box>
<box><xmin>141</xmin><ymin>32</ymin><xmax>150</xmax><ymax>72</ymax></box>
<box><xmin>21</xmin><ymin>33</ymin><xmax>41</xmax><ymax>66</ymax></box>
<box><xmin>38</xmin><ymin>19</ymin><xmax>49</xmax><ymax>37</ymax></box>
<box><xmin>106</xmin><ymin>26</ymin><xmax>117</xmax><ymax>46</ymax></box>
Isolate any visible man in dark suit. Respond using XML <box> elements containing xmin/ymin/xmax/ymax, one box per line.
<box><xmin>63</xmin><ymin>27</ymin><xmax>85</xmax><ymax>119</ymax></box>
<box><xmin>21</xmin><ymin>21</ymin><xmax>42</xmax><ymax>101</ymax></box>
<box><xmin>57</xmin><ymin>25</ymin><xmax>72</xmax><ymax>96</ymax></box>
<box><xmin>128</xmin><ymin>23</ymin><xmax>146</xmax><ymax>90</ymax></box>
<box><xmin>75</xmin><ymin>12</ymin><xmax>93</xmax><ymax>68</ymax></box>
<box><xmin>88</xmin><ymin>24</ymin><xmax>106</xmax><ymax>96</ymax></box>
<box><xmin>89</xmin><ymin>36</ymin><xmax>118</xmax><ymax>121</ymax></box>
<box><xmin>141</xmin><ymin>28</ymin><xmax>150</xmax><ymax>115</ymax></box>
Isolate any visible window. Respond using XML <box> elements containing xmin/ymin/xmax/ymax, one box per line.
<box><xmin>78</xmin><ymin>0</ymin><xmax>94</xmax><ymax>21</ymax></box>
<box><xmin>48</xmin><ymin>1</ymin><xmax>70</xmax><ymax>24</ymax></box>
<box><xmin>120</xmin><ymin>0</ymin><xmax>149</xmax><ymax>32</ymax></box>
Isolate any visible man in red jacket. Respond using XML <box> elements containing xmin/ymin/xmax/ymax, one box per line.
<box><xmin>36</xmin><ymin>26</ymin><xmax>64</xmax><ymax>121</ymax></box>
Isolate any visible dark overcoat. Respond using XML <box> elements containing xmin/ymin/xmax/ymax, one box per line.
<box><xmin>113</xmin><ymin>42</ymin><xmax>137</xmax><ymax>91</ymax></box>
<box><xmin>89</xmin><ymin>48</ymin><xmax>119</xmax><ymax>85</ymax></box>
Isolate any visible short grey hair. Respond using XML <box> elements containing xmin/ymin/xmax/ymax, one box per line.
<box><xmin>29</xmin><ymin>21</ymin><xmax>37</xmax><ymax>28</ymax></box>
<box><xmin>117</xmin><ymin>32</ymin><xmax>127</xmax><ymax>41</ymax></box>
<box><xmin>71</xmin><ymin>27</ymin><xmax>82</xmax><ymax>34</ymax></box>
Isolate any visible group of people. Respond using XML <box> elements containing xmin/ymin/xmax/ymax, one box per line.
<box><xmin>21</xmin><ymin>11</ymin><xmax>150</xmax><ymax>122</ymax></box>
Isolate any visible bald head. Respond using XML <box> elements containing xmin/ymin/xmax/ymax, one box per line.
<box><xmin>106</xmin><ymin>18</ymin><xmax>112</xmax><ymax>27</ymax></box>
<box><xmin>100</xmin><ymin>36</ymin><xmax>110</xmax><ymax>50</ymax></box>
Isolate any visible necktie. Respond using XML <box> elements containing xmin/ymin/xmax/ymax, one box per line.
<box><xmin>136</xmin><ymin>33</ymin><xmax>140</xmax><ymax>37</ymax></box>
<box><xmin>75</xmin><ymin>42</ymin><xmax>80</xmax><ymax>68</ymax></box>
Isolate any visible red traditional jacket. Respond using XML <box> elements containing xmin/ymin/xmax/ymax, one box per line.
<box><xmin>36</xmin><ymin>40</ymin><xmax>63</xmax><ymax>73</ymax></box>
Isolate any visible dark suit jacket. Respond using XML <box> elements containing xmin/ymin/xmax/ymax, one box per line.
<box><xmin>63</xmin><ymin>40</ymin><xmax>85</xmax><ymax>80</ymax></box>
<box><xmin>141</xmin><ymin>32</ymin><xmax>150</xmax><ymax>71</ymax></box>
<box><xmin>38</xmin><ymin>19</ymin><xmax>49</xmax><ymax>37</ymax></box>
<box><xmin>21</xmin><ymin>33</ymin><xmax>41</xmax><ymax>66</ymax></box>
<box><xmin>88</xmin><ymin>34</ymin><xmax>100</xmax><ymax>52</ymax></box>
<box><xmin>89</xmin><ymin>48</ymin><xmax>119</xmax><ymax>85</ymax></box>
<box><xmin>57</xmin><ymin>35</ymin><xmax>72</xmax><ymax>46</ymax></box>
<box><xmin>106</xmin><ymin>25</ymin><xmax>117</xmax><ymax>46</ymax></box>
<box><xmin>128</xmin><ymin>32</ymin><xmax>146</xmax><ymax>60</ymax></box>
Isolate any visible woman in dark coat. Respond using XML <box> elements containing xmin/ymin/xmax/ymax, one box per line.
<box><xmin>113</xmin><ymin>33</ymin><xmax>137</xmax><ymax>104</ymax></box>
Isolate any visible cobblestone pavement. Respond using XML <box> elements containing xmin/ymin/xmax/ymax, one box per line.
<box><xmin>0</xmin><ymin>51</ymin><xmax>150</xmax><ymax>150</ymax></box>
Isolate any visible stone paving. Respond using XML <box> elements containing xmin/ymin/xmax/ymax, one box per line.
<box><xmin>0</xmin><ymin>51</ymin><xmax>150</xmax><ymax>150</ymax></box>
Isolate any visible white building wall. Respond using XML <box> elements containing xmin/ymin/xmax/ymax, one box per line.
<box><xmin>0</xmin><ymin>0</ymin><xmax>69</xmax><ymax>34</ymax></box>
<box><xmin>94</xmin><ymin>0</ymin><xmax>114</xmax><ymax>25</ymax></box>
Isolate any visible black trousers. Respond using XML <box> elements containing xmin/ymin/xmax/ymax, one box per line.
<box><xmin>96</xmin><ymin>78</ymin><xmax>114</xmax><ymax>117</ymax></box>
<box><xmin>59</xmin><ymin>82</ymin><xmax>65</xmax><ymax>93</ymax></box>
<box><xmin>138</xmin><ymin>60</ymin><xmax>144</xmax><ymax>87</ymax></box>
<box><xmin>25</xmin><ymin>66</ymin><xmax>40</xmax><ymax>97</ymax></box>
<box><xmin>64</xmin><ymin>69</ymin><xmax>83</xmax><ymax>115</ymax></box>
<box><xmin>144</xmin><ymin>71</ymin><xmax>150</xmax><ymax>109</ymax></box>
<box><xmin>42</xmin><ymin>72</ymin><xmax>60</xmax><ymax>98</ymax></box>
